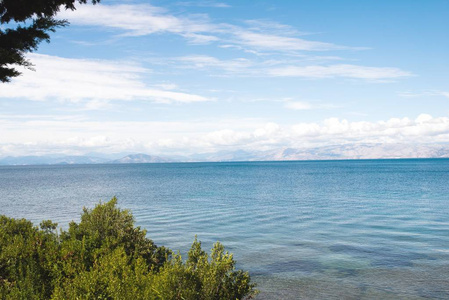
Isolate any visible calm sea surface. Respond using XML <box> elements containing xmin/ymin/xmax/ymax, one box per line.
<box><xmin>1</xmin><ymin>159</ymin><xmax>449</xmax><ymax>299</ymax></box>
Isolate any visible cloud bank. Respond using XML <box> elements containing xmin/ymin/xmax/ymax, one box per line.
<box><xmin>1</xmin><ymin>114</ymin><xmax>449</xmax><ymax>156</ymax></box>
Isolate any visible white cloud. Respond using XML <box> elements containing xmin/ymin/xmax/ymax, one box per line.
<box><xmin>0</xmin><ymin>54</ymin><xmax>209</xmax><ymax>104</ymax></box>
<box><xmin>83</xmin><ymin>99</ymin><xmax>115</xmax><ymax>111</ymax></box>
<box><xmin>2</xmin><ymin>114</ymin><xmax>449</xmax><ymax>157</ymax></box>
<box><xmin>231</xmin><ymin>30</ymin><xmax>346</xmax><ymax>52</ymax></box>
<box><xmin>268</xmin><ymin>64</ymin><xmax>412</xmax><ymax>80</ymax></box>
<box><xmin>153</xmin><ymin>83</ymin><xmax>179</xmax><ymax>90</ymax></box>
<box><xmin>290</xmin><ymin>114</ymin><xmax>449</xmax><ymax>144</ymax></box>
<box><xmin>284</xmin><ymin>101</ymin><xmax>313</xmax><ymax>110</ymax></box>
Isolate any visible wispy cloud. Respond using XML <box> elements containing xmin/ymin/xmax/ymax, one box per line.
<box><xmin>283</xmin><ymin>99</ymin><xmax>336</xmax><ymax>110</ymax></box>
<box><xmin>60</xmin><ymin>3</ymin><xmax>361</xmax><ymax>53</ymax></box>
<box><xmin>268</xmin><ymin>64</ymin><xmax>412</xmax><ymax>80</ymax></box>
<box><xmin>284</xmin><ymin>101</ymin><xmax>313</xmax><ymax>110</ymax></box>
<box><xmin>60</xmin><ymin>4</ymin><xmax>218</xmax><ymax>43</ymax></box>
<box><xmin>0</xmin><ymin>54</ymin><xmax>209</xmax><ymax>105</ymax></box>
<box><xmin>159</xmin><ymin>55</ymin><xmax>411</xmax><ymax>81</ymax></box>
<box><xmin>230</xmin><ymin>30</ymin><xmax>347</xmax><ymax>52</ymax></box>
<box><xmin>243</xmin><ymin>20</ymin><xmax>304</xmax><ymax>36</ymax></box>
<box><xmin>176</xmin><ymin>1</ymin><xmax>231</xmax><ymax>8</ymax></box>
<box><xmin>174</xmin><ymin>55</ymin><xmax>253</xmax><ymax>72</ymax></box>
<box><xmin>398</xmin><ymin>90</ymin><xmax>449</xmax><ymax>99</ymax></box>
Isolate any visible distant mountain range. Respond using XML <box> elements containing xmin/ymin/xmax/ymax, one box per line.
<box><xmin>0</xmin><ymin>155</ymin><xmax>109</xmax><ymax>166</ymax></box>
<box><xmin>1</xmin><ymin>143</ymin><xmax>449</xmax><ymax>166</ymax></box>
<box><xmin>107</xmin><ymin>153</ymin><xmax>175</xmax><ymax>164</ymax></box>
<box><xmin>0</xmin><ymin>153</ymin><xmax>173</xmax><ymax>166</ymax></box>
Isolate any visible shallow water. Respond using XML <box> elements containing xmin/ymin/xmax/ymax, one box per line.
<box><xmin>1</xmin><ymin>159</ymin><xmax>449</xmax><ymax>298</ymax></box>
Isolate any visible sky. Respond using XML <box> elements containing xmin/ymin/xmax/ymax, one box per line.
<box><xmin>1</xmin><ymin>0</ymin><xmax>448</xmax><ymax>157</ymax></box>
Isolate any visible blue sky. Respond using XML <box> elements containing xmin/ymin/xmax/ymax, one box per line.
<box><xmin>0</xmin><ymin>0</ymin><xmax>448</xmax><ymax>156</ymax></box>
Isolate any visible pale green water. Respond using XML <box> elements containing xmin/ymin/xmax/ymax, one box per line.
<box><xmin>1</xmin><ymin>159</ymin><xmax>449</xmax><ymax>299</ymax></box>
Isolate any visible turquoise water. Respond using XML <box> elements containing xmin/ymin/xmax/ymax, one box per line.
<box><xmin>1</xmin><ymin>159</ymin><xmax>449</xmax><ymax>299</ymax></box>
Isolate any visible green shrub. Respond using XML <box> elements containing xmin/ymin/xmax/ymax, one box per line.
<box><xmin>0</xmin><ymin>198</ymin><xmax>257</xmax><ymax>299</ymax></box>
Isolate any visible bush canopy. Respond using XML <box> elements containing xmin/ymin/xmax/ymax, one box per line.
<box><xmin>0</xmin><ymin>197</ymin><xmax>257</xmax><ymax>299</ymax></box>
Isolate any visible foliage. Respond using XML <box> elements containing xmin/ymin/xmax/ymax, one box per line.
<box><xmin>0</xmin><ymin>197</ymin><xmax>257</xmax><ymax>299</ymax></box>
<box><xmin>0</xmin><ymin>0</ymin><xmax>100</xmax><ymax>82</ymax></box>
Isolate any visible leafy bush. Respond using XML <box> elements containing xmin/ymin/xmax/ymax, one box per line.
<box><xmin>0</xmin><ymin>197</ymin><xmax>257</xmax><ymax>299</ymax></box>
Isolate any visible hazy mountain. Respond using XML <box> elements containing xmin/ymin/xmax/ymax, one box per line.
<box><xmin>84</xmin><ymin>152</ymin><xmax>132</xmax><ymax>160</ymax></box>
<box><xmin>0</xmin><ymin>155</ymin><xmax>108</xmax><ymax>165</ymax></box>
<box><xmin>1</xmin><ymin>144</ymin><xmax>448</xmax><ymax>166</ymax></box>
<box><xmin>188</xmin><ymin>150</ymin><xmax>255</xmax><ymax>162</ymax></box>
<box><xmin>108</xmin><ymin>153</ymin><xmax>176</xmax><ymax>164</ymax></box>
<box><xmin>56</xmin><ymin>156</ymin><xmax>110</xmax><ymax>164</ymax></box>
<box><xmin>259</xmin><ymin>144</ymin><xmax>449</xmax><ymax>161</ymax></box>
<box><xmin>185</xmin><ymin>144</ymin><xmax>449</xmax><ymax>162</ymax></box>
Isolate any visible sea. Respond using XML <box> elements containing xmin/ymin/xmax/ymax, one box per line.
<box><xmin>1</xmin><ymin>159</ymin><xmax>449</xmax><ymax>299</ymax></box>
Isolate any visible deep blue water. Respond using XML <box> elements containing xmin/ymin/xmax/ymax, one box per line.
<box><xmin>1</xmin><ymin>159</ymin><xmax>449</xmax><ymax>299</ymax></box>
